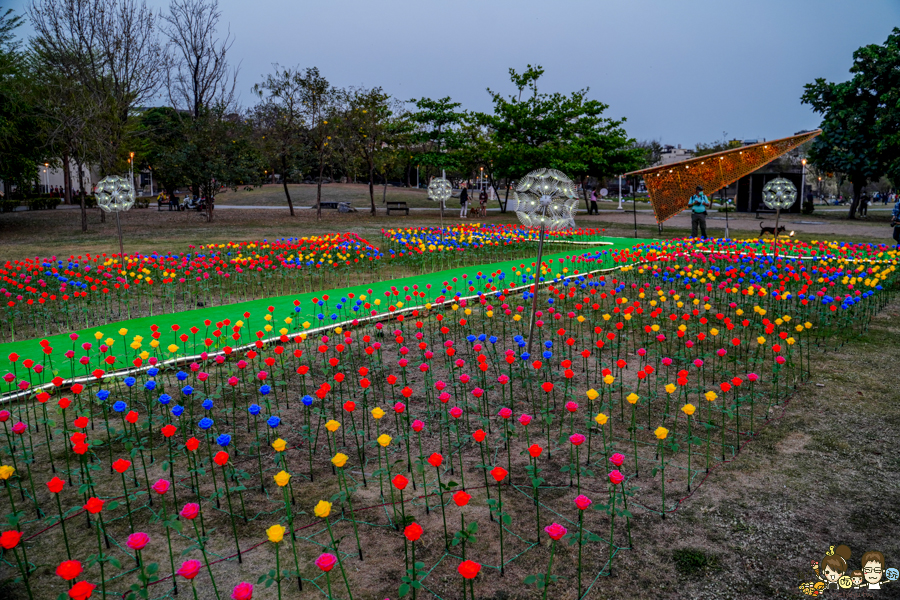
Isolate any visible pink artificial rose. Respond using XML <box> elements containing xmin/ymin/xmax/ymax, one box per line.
<box><xmin>518</xmin><ymin>414</ymin><xmax>532</xmax><ymax>427</ymax></box>
<box><xmin>315</xmin><ymin>553</ymin><xmax>337</xmax><ymax>572</ymax></box>
<box><xmin>544</xmin><ymin>523</ymin><xmax>568</xmax><ymax>540</ymax></box>
<box><xmin>609</xmin><ymin>470</ymin><xmax>625</xmax><ymax>485</ymax></box>
<box><xmin>152</xmin><ymin>479</ymin><xmax>170</xmax><ymax>495</ymax></box>
<box><xmin>177</xmin><ymin>559</ymin><xmax>201</xmax><ymax>580</ymax></box>
<box><xmin>569</xmin><ymin>433</ymin><xmax>585</xmax><ymax>446</ymax></box>
<box><xmin>180</xmin><ymin>503</ymin><xmax>199</xmax><ymax>520</ymax></box>
<box><xmin>127</xmin><ymin>532</ymin><xmax>149</xmax><ymax>551</ymax></box>
<box><xmin>498</xmin><ymin>407</ymin><xmax>512</xmax><ymax>419</ymax></box>
<box><xmin>231</xmin><ymin>582</ymin><xmax>253</xmax><ymax>600</ymax></box>
<box><xmin>411</xmin><ymin>420</ymin><xmax>424</xmax><ymax>433</ymax></box>
<box><xmin>609</xmin><ymin>453</ymin><xmax>625</xmax><ymax>467</ymax></box>
<box><xmin>574</xmin><ymin>495</ymin><xmax>593</xmax><ymax>510</ymax></box>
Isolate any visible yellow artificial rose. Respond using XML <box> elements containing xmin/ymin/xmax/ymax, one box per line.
<box><xmin>267</xmin><ymin>524</ymin><xmax>285</xmax><ymax>543</ymax></box>
<box><xmin>594</xmin><ymin>413</ymin><xmax>608</xmax><ymax>425</ymax></box>
<box><xmin>272</xmin><ymin>438</ymin><xmax>287</xmax><ymax>452</ymax></box>
<box><xmin>332</xmin><ymin>453</ymin><xmax>348</xmax><ymax>468</ymax></box>
<box><xmin>681</xmin><ymin>404</ymin><xmax>696</xmax><ymax>416</ymax></box>
<box><xmin>586</xmin><ymin>389</ymin><xmax>599</xmax><ymax>401</ymax></box>
<box><xmin>371</xmin><ymin>407</ymin><xmax>385</xmax><ymax>420</ymax></box>
<box><xmin>377</xmin><ymin>434</ymin><xmax>392</xmax><ymax>447</ymax></box>
<box><xmin>314</xmin><ymin>500</ymin><xmax>332</xmax><ymax>518</ymax></box>
<box><xmin>325</xmin><ymin>420</ymin><xmax>340</xmax><ymax>433</ymax></box>
<box><xmin>273</xmin><ymin>470</ymin><xmax>291</xmax><ymax>487</ymax></box>
<box><xmin>0</xmin><ymin>465</ymin><xmax>14</xmax><ymax>480</ymax></box>
<box><xmin>626</xmin><ymin>393</ymin><xmax>639</xmax><ymax>405</ymax></box>
<box><xmin>654</xmin><ymin>426</ymin><xmax>669</xmax><ymax>440</ymax></box>
<box><xmin>705</xmin><ymin>391</ymin><xmax>718</xmax><ymax>402</ymax></box>
<box><xmin>665</xmin><ymin>383</ymin><xmax>676</xmax><ymax>394</ymax></box>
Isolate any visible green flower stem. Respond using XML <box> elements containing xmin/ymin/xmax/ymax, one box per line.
<box><xmin>191</xmin><ymin>516</ymin><xmax>221</xmax><ymax>599</ymax></box>
<box><xmin>324</xmin><ymin>518</ymin><xmax>354</xmax><ymax>600</ymax></box>
<box><xmin>542</xmin><ymin>539</ymin><xmax>556</xmax><ymax>600</ymax></box>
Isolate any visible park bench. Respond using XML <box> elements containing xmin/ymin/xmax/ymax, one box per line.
<box><xmin>319</xmin><ymin>201</ymin><xmax>338</xmax><ymax>209</ymax></box>
<box><xmin>157</xmin><ymin>195</ymin><xmax>179</xmax><ymax>211</ymax></box>
<box><xmin>386</xmin><ymin>201</ymin><xmax>409</xmax><ymax>215</ymax></box>
<box><xmin>754</xmin><ymin>206</ymin><xmax>776</xmax><ymax>219</ymax></box>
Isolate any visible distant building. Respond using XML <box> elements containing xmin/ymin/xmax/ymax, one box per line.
<box><xmin>658</xmin><ymin>144</ymin><xmax>694</xmax><ymax>166</ymax></box>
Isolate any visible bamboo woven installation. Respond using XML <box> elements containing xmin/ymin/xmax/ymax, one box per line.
<box><xmin>626</xmin><ymin>130</ymin><xmax>820</xmax><ymax>223</ymax></box>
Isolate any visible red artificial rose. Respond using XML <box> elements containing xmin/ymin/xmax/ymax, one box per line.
<box><xmin>47</xmin><ymin>476</ymin><xmax>65</xmax><ymax>494</ymax></box>
<box><xmin>427</xmin><ymin>453</ymin><xmax>443</xmax><ymax>468</ymax></box>
<box><xmin>68</xmin><ymin>580</ymin><xmax>95</xmax><ymax>600</ymax></box>
<box><xmin>490</xmin><ymin>466</ymin><xmax>508</xmax><ymax>482</ymax></box>
<box><xmin>56</xmin><ymin>560</ymin><xmax>82</xmax><ymax>580</ymax></box>
<box><xmin>453</xmin><ymin>491</ymin><xmax>471</xmax><ymax>507</ymax></box>
<box><xmin>112</xmin><ymin>459</ymin><xmax>132</xmax><ymax>474</ymax></box>
<box><xmin>403</xmin><ymin>522</ymin><xmax>423</xmax><ymax>542</ymax></box>
<box><xmin>83</xmin><ymin>497</ymin><xmax>104</xmax><ymax>514</ymax></box>
<box><xmin>161</xmin><ymin>424</ymin><xmax>177</xmax><ymax>438</ymax></box>
<box><xmin>458</xmin><ymin>559</ymin><xmax>481</xmax><ymax>580</ymax></box>
<box><xmin>185</xmin><ymin>437</ymin><xmax>199</xmax><ymax>452</ymax></box>
<box><xmin>528</xmin><ymin>444</ymin><xmax>543</xmax><ymax>458</ymax></box>
<box><xmin>472</xmin><ymin>429</ymin><xmax>486</xmax><ymax>443</ymax></box>
<box><xmin>0</xmin><ymin>530</ymin><xmax>21</xmax><ymax>549</ymax></box>
<box><xmin>213</xmin><ymin>451</ymin><xmax>229</xmax><ymax>466</ymax></box>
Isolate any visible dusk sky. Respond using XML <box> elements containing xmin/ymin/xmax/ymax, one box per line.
<box><xmin>9</xmin><ymin>0</ymin><xmax>900</xmax><ymax>147</ymax></box>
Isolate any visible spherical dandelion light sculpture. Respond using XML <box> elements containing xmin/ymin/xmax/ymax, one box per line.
<box><xmin>515</xmin><ymin>168</ymin><xmax>578</xmax><ymax>354</ymax></box>
<box><xmin>95</xmin><ymin>175</ymin><xmax>135</xmax><ymax>213</ymax></box>
<box><xmin>428</xmin><ymin>176</ymin><xmax>453</xmax><ymax>242</ymax></box>
<box><xmin>761</xmin><ymin>177</ymin><xmax>797</xmax><ymax>211</ymax></box>
<box><xmin>760</xmin><ymin>176</ymin><xmax>797</xmax><ymax>252</ymax></box>
<box><xmin>95</xmin><ymin>175</ymin><xmax>135</xmax><ymax>263</ymax></box>
<box><xmin>514</xmin><ymin>168</ymin><xmax>578</xmax><ymax>232</ymax></box>
<box><xmin>427</xmin><ymin>177</ymin><xmax>451</xmax><ymax>205</ymax></box>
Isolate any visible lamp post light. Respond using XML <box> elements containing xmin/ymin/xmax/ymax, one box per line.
<box><xmin>129</xmin><ymin>152</ymin><xmax>135</xmax><ymax>194</ymax></box>
<box><xmin>43</xmin><ymin>163</ymin><xmax>49</xmax><ymax>194</ymax></box>
<box><xmin>818</xmin><ymin>176</ymin><xmax>823</xmax><ymax>203</ymax></box>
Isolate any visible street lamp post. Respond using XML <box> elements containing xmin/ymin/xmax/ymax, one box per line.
<box><xmin>800</xmin><ymin>158</ymin><xmax>807</xmax><ymax>209</ymax></box>
<box><xmin>617</xmin><ymin>174</ymin><xmax>624</xmax><ymax>210</ymax></box>
<box><xmin>129</xmin><ymin>152</ymin><xmax>135</xmax><ymax>195</ymax></box>
<box><xmin>149</xmin><ymin>166</ymin><xmax>153</xmax><ymax>197</ymax></box>
<box><xmin>44</xmin><ymin>163</ymin><xmax>49</xmax><ymax>194</ymax></box>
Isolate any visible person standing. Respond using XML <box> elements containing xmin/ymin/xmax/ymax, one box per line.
<box><xmin>891</xmin><ymin>195</ymin><xmax>900</xmax><ymax>248</ymax></box>
<box><xmin>688</xmin><ymin>185</ymin><xmax>710</xmax><ymax>237</ymax></box>
<box><xmin>459</xmin><ymin>184</ymin><xmax>469</xmax><ymax>218</ymax></box>
<box><xmin>478</xmin><ymin>187</ymin><xmax>488</xmax><ymax>218</ymax></box>
<box><xmin>589</xmin><ymin>189</ymin><xmax>598</xmax><ymax>214</ymax></box>
<box><xmin>859</xmin><ymin>191</ymin><xmax>869</xmax><ymax>217</ymax></box>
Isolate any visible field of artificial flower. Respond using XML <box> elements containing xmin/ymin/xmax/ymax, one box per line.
<box><xmin>0</xmin><ymin>235</ymin><xmax>896</xmax><ymax>600</ymax></box>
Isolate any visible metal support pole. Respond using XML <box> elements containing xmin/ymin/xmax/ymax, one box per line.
<box><xmin>525</xmin><ymin>222</ymin><xmax>547</xmax><ymax>357</ymax></box>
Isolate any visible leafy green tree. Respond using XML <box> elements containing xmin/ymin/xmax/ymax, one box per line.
<box><xmin>408</xmin><ymin>96</ymin><xmax>466</xmax><ymax>178</ymax></box>
<box><xmin>0</xmin><ymin>9</ymin><xmax>44</xmax><ymax>200</ymax></box>
<box><xmin>293</xmin><ymin>67</ymin><xmax>342</xmax><ymax>219</ymax></box>
<box><xmin>252</xmin><ymin>65</ymin><xmax>311</xmax><ymax>216</ymax></box>
<box><xmin>801</xmin><ymin>28</ymin><xmax>900</xmax><ymax>219</ymax></box>
<box><xmin>136</xmin><ymin>106</ymin><xmax>189</xmax><ymax>201</ymax></box>
<box><xmin>344</xmin><ymin>86</ymin><xmax>397</xmax><ymax>215</ymax></box>
<box><xmin>482</xmin><ymin>65</ymin><xmax>642</xmax><ymax>210</ymax></box>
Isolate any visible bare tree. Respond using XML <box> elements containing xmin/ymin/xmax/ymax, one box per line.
<box><xmin>161</xmin><ymin>0</ymin><xmax>237</xmax><ymax>118</ymax></box>
<box><xmin>29</xmin><ymin>0</ymin><xmax>165</xmax><ymax>173</ymax></box>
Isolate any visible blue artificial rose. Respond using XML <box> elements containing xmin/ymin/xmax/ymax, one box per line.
<box><xmin>267</xmin><ymin>416</ymin><xmax>280</xmax><ymax>428</ymax></box>
<box><xmin>302</xmin><ymin>395</ymin><xmax>313</xmax><ymax>406</ymax></box>
<box><xmin>157</xmin><ymin>394</ymin><xmax>171</xmax><ymax>405</ymax></box>
<box><xmin>182</xmin><ymin>385</ymin><xmax>194</xmax><ymax>396</ymax></box>
<box><xmin>113</xmin><ymin>401</ymin><xmax>127</xmax><ymax>413</ymax></box>
<box><xmin>198</xmin><ymin>417</ymin><xmax>213</xmax><ymax>430</ymax></box>
<box><xmin>202</xmin><ymin>399</ymin><xmax>213</xmax><ymax>410</ymax></box>
<box><xmin>171</xmin><ymin>405</ymin><xmax>184</xmax><ymax>417</ymax></box>
<box><xmin>216</xmin><ymin>434</ymin><xmax>231</xmax><ymax>447</ymax></box>
<box><xmin>248</xmin><ymin>404</ymin><xmax>261</xmax><ymax>416</ymax></box>
<box><xmin>96</xmin><ymin>390</ymin><xmax>110</xmax><ymax>401</ymax></box>
<box><xmin>176</xmin><ymin>371</ymin><xmax>188</xmax><ymax>381</ymax></box>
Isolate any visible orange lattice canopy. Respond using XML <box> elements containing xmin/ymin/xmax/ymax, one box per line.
<box><xmin>625</xmin><ymin>130</ymin><xmax>821</xmax><ymax>223</ymax></box>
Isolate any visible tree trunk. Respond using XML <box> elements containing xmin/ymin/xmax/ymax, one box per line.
<box><xmin>62</xmin><ymin>153</ymin><xmax>72</xmax><ymax>206</ymax></box>
<box><xmin>316</xmin><ymin>162</ymin><xmax>324</xmax><ymax>220</ymax></box>
<box><xmin>847</xmin><ymin>179</ymin><xmax>863</xmax><ymax>220</ymax></box>
<box><xmin>368</xmin><ymin>162</ymin><xmax>376</xmax><ymax>216</ymax></box>
<box><xmin>503</xmin><ymin>179</ymin><xmax>510</xmax><ymax>213</ymax></box>
<box><xmin>382</xmin><ymin>169</ymin><xmax>388</xmax><ymax>204</ymax></box>
<box><xmin>581</xmin><ymin>176</ymin><xmax>590</xmax><ymax>211</ymax></box>
<box><xmin>76</xmin><ymin>160</ymin><xmax>87</xmax><ymax>232</ymax></box>
<box><xmin>281</xmin><ymin>153</ymin><xmax>295</xmax><ymax>216</ymax></box>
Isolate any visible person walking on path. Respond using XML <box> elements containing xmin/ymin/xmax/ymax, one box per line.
<box><xmin>688</xmin><ymin>185</ymin><xmax>710</xmax><ymax>237</ymax></box>
<box><xmin>459</xmin><ymin>184</ymin><xmax>469</xmax><ymax>218</ymax></box>
<box><xmin>891</xmin><ymin>196</ymin><xmax>900</xmax><ymax>248</ymax></box>
<box><xmin>589</xmin><ymin>189</ymin><xmax>599</xmax><ymax>214</ymax></box>
<box><xmin>478</xmin><ymin>188</ymin><xmax>488</xmax><ymax>218</ymax></box>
